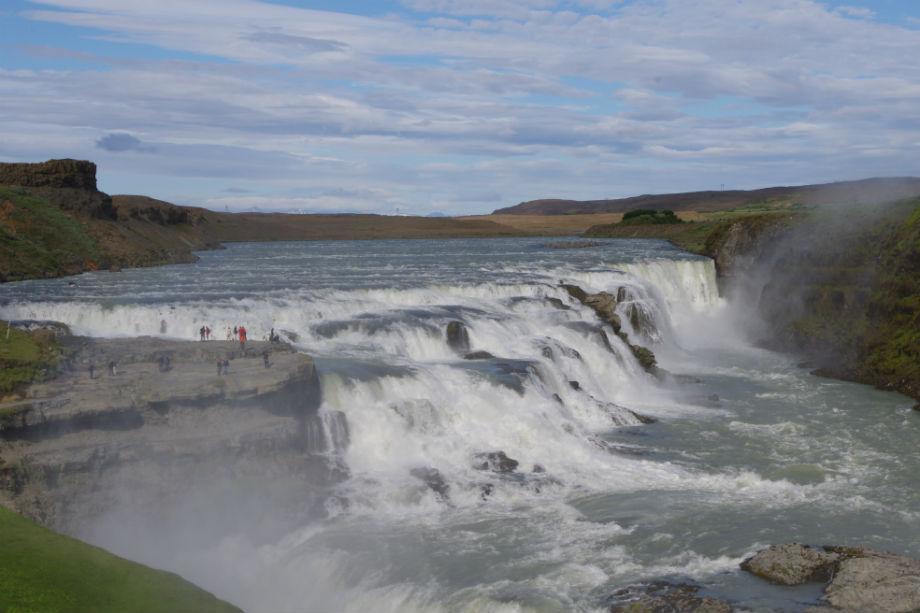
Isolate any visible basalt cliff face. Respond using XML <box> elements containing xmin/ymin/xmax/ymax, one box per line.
<box><xmin>0</xmin><ymin>334</ymin><xmax>346</xmax><ymax>543</ymax></box>
<box><xmin>703</xmin><ymin>200</ymin><xmax>920</xmax><ymax>402</ymax></box>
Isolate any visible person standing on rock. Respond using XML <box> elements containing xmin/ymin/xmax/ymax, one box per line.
<box><xmin>89</xmin><ymin>362</ymin><xmax>95</xmax><ymax>379</ymax></box>
<box><xmin>233</xmin><ymin>326</ymin><xmax>238</xmax><ymax>341</ymax></box>
<box><xmin>217</xmin><ymin>358</ymin><xmax>223</xmax><ymax>376</ymax></box>
<box><xmin>108</xmin><ymin>360</ymin><xmax>117</xmax><ymax>376</ymax></box>
<box><xmin>239</xmin><ymin>326</ymin><xmax>247</xmax><ymax>352</ymax></box>
<box><xmin>200</xmin><ymin>326</ymin><xmax>205</xmax><ymax>341</ymax></box>
<box><xmin>263</xmin><ymin>350</ymin><xmax>270</xmax><ymax>368</ymax></box>
<box><xmin>226</xmin><ymin>327</ymin><xmax>232</xmax><ymax>341</ymax></box>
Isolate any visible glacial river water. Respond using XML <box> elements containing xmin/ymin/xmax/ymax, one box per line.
<box><xmin>1</xmin><ymin>237</ymin><xmax>917</xmax><ymax>612</ymax></box>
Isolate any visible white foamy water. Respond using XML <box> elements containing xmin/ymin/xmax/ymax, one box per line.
<box><xmin>1</xmin><ymin>237</ymin><xmax>917</xmax><ymax>613</ymax></box>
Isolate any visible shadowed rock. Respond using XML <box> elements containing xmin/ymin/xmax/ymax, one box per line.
<box><xmin>446</xmin><ymin>321</ymin><xmax>470</xmax><ymax>354</ymax></box>
<box><xmin>472</xmin><ymin>451</ymin><xmax>519</xmax><ymax>473</ymax></box>
<box><xmin>410</xmin><ymin>466</ymin><xmax>450</xmax><ymax>500</ymax></box>
<box><xmin>606</xmin><ymin>581</ymin><xmax>733</xmax><ymax>613</ymax></box>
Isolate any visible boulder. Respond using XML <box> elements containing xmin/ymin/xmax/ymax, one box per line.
<box><xmin>740</xmin><ymin>543</ymin><xmax>839</xmax><ymax>585</ymax></box>
<box><xmin>472</xmin><ymin>451</ymin><xmax>519</xmax><ymax>473</ymax></box>
<box><xmin>446</xmin><ymin>321</ymin><xmax>470</xmax><ymax>354</ymax></box>
<box><xmin>463</xmin><ymin>351</ymin><xmax>495</xmax><ymax>360</ymax></box>
<box><xmin>743</xmin><ymin>543</ymin><xmax>920</xmax><ymax>613</ymax></box>
<box><xmin>584</xmin><ymin>291</ymin><xmax>622</xmax><ymax>333</ymax></box>
<box><xmin>822</xmin><ymin>549</ymin><xmax>920</xmax><ymax>613</ymax></box>
<box><xmin>410</xmin><ymin>466</ymin><xmax>450</xmax><ymax>500</ymax></box>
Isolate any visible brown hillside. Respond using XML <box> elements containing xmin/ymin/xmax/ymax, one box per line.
<box><xmin>494</xmin><ymin>178</ymin><xmax>920</xmax><ymax>215</ymax></box>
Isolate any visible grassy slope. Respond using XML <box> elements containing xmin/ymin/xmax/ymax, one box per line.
<box><xmin>586</xmin><ymin>197</ymin><xmax>920</xmax><ymax>401</ymax></box>
<box><xmin>583</xmin><ymin>206</ymin><xmax>800</xmax><ymax>254</ymax></box>
<box><xmin>0</xmin><ymin>322</ymin><xmax>68</xmax><ymax>401</ymax></box>
<box><xmin>0</xmin><ymin>506</ymin><xmax>241</xmax><ymax>613</ymax></box>
<box><xmin>0</xmin><ymin>186</ymin><xmax>105</xmax><ymax>281</ymax></box>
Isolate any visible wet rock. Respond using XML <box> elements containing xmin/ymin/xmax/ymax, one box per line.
<box><xmin>628</xmin><ymin>342</ymin><xmax>658</xmax><ymax>370</ymax></box>
<box><xmin>446</xmin><ymin>321</ymin><xmax>470</xmax><ymax>354</ymax></box>
<box><xmin>740</xmin><ymin>543</ymin><xmax>839</xmax><ymax>585</ymax></box>
<box><xmin>822</xmin><ymin>548</ymin><xmax>920</xmax><ymax>613</ymax></box>
<box><xmin>560</xmin><ymin>283</ymin><xmax>588</xmax><ymax>302</ymax></box>
<box><xmin>472</xmin><ymin>451</ymin><xmax>519</xmax><ymax>473</ymax></box>
<box><xmin>545</xmin><ymin>297</ymin><xmax>571</xmax><ymax>310</ymax></box>
<box><xmin>583</xmin><ymin>291</ymin><xmax>622</xmax><ymax>333</ymax></box>
<box><xmin>410</xmin><ymin>466</ymin><xmax>450</xmax><ymax>500</ymax></box>
<box><xmin>627</xmin><ymin>409</ymin><xmax>657</xmax><ymax>424</ymax></box>
<box><xmin>744</xmin><ymin>543</ymin><xmax>920</xmax><ymax>613</ymax></box>
<box><xmin>463</xmin><ymin>350</ymin><xmax>495</xmax><ymax>360</ymax></box>
<box><xmin>606</xmin><ymin>581</ymin><xmax>733</xmax><ymax>613</ymax></box>
<box><xmin>625</xmin><ymin>302</ymin><xmax>658</xmax><ymax>342</ymax></box>
<box><xmin>569</xmin><ymin>380</ymin><xmax>581</xmax><ymax>390</ymax></box>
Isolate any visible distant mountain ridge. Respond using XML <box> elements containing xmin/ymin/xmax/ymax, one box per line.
<box><xmin>493</xmin><ymin>177</ymin><xmax>920</xmax><ymax>215</ymax></box>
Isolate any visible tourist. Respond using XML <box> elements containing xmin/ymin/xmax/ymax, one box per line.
<box><xmin>89</xmin><ymin>363</ymin><xmax>94</xmax><ymax>379</ymax></box>
<box><xmin>263</xmin><ymin>350</ymin><xmax>270</xmax><ymax>368</ymax></box>
<box><xmin>199</xmin><ymin>326</ymin><xmax>205</xmax><ymax>341</ymax></box>
<box><xmin>217</xmin><ymin>359</ymin><xmax>222</xmax><ymax>375</ymax></box>
<box><xmin>108</xmin><ymin>360</ymin><xmax>117</xmax><ymax>376</ymax></box>
<box><xmin>223</xmin><ymin>359</ymin><xmax>230</xmax><ymax>375</ymax></box>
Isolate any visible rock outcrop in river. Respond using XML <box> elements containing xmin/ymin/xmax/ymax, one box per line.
<box><xmin>0</xmin><ymin>334</ymin><xmax>340</xmax><ymax>539</ymax></box>
<box><xmin>742</xmin><ymin>543</ymin><xmax>920</xmax><ymax>613</ymax></box>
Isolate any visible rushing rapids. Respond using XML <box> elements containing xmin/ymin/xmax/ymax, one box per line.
<box><xmin>1</xmin><ymin>237</ymin><xmax>917</xmax><ymax>613</ymax></box>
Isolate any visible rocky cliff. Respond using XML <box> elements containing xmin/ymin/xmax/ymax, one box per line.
<box><xmin>703</xmin><ymin>199</ymin><xmax>920</xmax><ymax>402</ymax></box>
<box><xmin>0</xmin><ymin>334</ymin><xmax>345</xmax><ymax>542</ymax></box>
<box><xmin>0</xmin><ymin>160</ymin><xmax>220</xmax><ymax>281</ymax></box>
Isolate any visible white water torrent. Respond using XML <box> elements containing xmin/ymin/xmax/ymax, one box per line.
<box><xmin>1</xmin><ymin>237</ymin><xmax>917</xmax><ymax>613</ymax></box>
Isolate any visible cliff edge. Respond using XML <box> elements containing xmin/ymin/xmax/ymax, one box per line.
<box><xmin>0</xmin><ymin>159</ymin><xmax>221</xmax><ymax>281</ymax></box>
<box><xmin>703</xmin><ymin>199</ymin><xmax>920</xmax><ymax>402</ymax></box>
<box><xmin>0</xmin><ymin>334</ymin><xmax>342</xmax><ymax>538</ymax></box>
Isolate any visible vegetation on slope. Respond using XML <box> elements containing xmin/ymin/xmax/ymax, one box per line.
<box><xmin>0</xmin><ymin>186</ymin><xmax>106</xmax><ymax>281</ymax></box>
<box><xmin>619</xmin><ymin>208</ymin><xmax>683</xmax><ymax>225</ymax></box>
<box><xmin>0</xmin><ymin>505</ymin><xmax>241</xmax><ymax>613</ymax></box>
<box><xmin>0</xmin><ymin>321</ymin><xmax>68</xmax><ymax>400</ymax></box>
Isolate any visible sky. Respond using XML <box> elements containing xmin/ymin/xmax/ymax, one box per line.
<box><xmin>1</xmin><ymin>0</ymin><xmax>919</xmax><ymax>216</ymax></box>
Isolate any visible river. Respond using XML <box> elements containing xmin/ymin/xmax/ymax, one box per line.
<box><xmin>1</xmin><ymin>237</ymin><xmax>916</xmax><ymax>612</ymax></box>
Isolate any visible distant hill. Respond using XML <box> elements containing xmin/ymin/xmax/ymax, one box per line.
<box><xmin>493</xmin><ymin>177</ymin><xmax>920</xmax><ymax>215</ymax></box>
<box><xmin>0</xmin><ymin>159</ymin><xmax>527</xmax><ymax>282</ymax></box>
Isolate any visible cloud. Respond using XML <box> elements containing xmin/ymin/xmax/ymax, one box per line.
<box><xmin>244</xmin><ymin>29</ymin><xmax>349</xmax><ymax>54</ymax></box>
<box><xmin>835</xmin><ymin>5</ymin><xmax>876</xmax><ymax>19</ymax></box>
<box><xmin>3</xmin><ymin>0</ymin><xmax>920</xmax><ymax>215</ymax></box>
<box><xmin>95</xmin><ymin>133</ymin><xmax>156</xmax><ymax>153</ymax></box>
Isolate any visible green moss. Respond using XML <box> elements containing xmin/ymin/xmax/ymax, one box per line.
<box><xmin>0</xmin><ymin>505</ymin><xmax>241</xmax><ymax>612</ymax></box>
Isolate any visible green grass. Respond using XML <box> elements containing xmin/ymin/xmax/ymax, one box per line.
<box><xmin>0</xmin><ymin>323</ymin><xmax>61</xmax><ymax>397</ymax></box>
<box><xmin>0</xmin><ymin>186</ymin><xmax>105</xmax><ymax>281</ymax></box>
<box><xmin>0</xmin><ymin>505</ymin><xmax>242</xmax><ymax>613</ymax></box>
